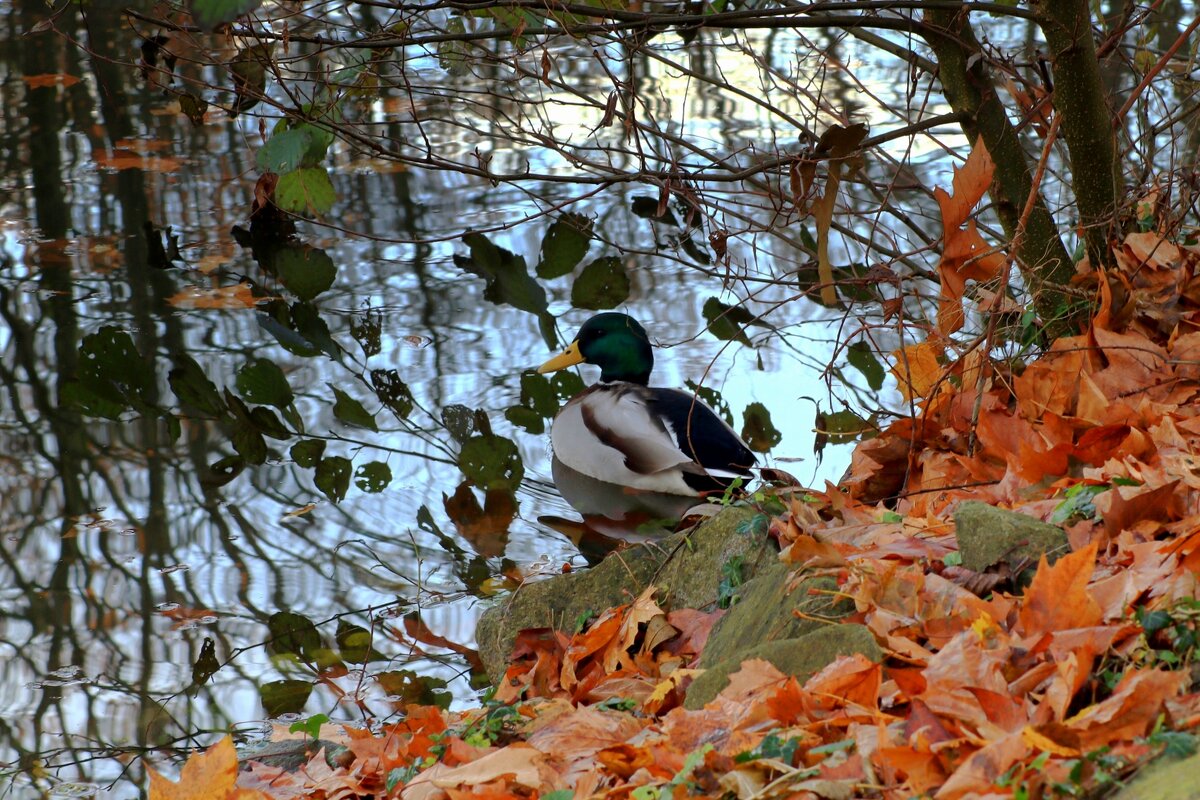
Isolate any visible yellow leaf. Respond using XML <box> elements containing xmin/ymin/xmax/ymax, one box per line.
<box><xmin>147</xmin><ymin>736</ymin><xmax>237</xmax><ymax>800</ymax></box>
<box><xmin>889</xmin><ymin>341</ymin><xmax>944</xmax><ymax>402</ymax></box>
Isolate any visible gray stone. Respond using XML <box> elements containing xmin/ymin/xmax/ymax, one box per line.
<box><xmin>954</xmin><ymin>500</ymin><xmax>1069</xmax><ymax>573</ymax></box>
<box><xmin>474</xmin><ymin>506</ymin><xmax>768</xmax><ymax>682</ymax></box>
<box><xmin>684</xmin><ymin>623</ymin><xmax>883</xmax><ymax>709</ymax></box>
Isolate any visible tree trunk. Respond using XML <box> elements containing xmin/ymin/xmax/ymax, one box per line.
<box><xmin>1032</xmin><ymin>0</ymin><xmax>1123</xmax><ymax>270</ymax></box>
<box><xmin>921</xmin><ymin>6</ymin><xmax>1079</xmax><ymax>331</ymax></box>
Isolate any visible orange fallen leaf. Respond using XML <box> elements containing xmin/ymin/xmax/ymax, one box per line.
<box><xmin>1017</xmin><ymin>542</ymin><xmax>1101</xmax><ymax>637</ymax></box>
<box><xmin>168</xmin><ymin>284</ymin><xmax>266</xmax><ymax>310</ymax></box>
<box><xmin>147</xmin><ymin>736</ymin><xmax>255</xmax><ymax>800</ymax></box>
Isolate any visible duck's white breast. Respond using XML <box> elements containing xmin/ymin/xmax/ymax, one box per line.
<box><xmin>550</xmin><ymin>385</ymin><xmax>700</xmax><ymax>495</ymax></box>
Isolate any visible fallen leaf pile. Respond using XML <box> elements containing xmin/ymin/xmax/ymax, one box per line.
<box><xmin>150</xmin><ymin>231</ymin><xmax>1200</xmax><ymax>798</ymax></box>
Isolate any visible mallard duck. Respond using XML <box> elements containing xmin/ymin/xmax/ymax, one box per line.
<box><xmin>537</xmin><ymin>313</ymin><xmax>756</xmax><ymax>496</ymax></box>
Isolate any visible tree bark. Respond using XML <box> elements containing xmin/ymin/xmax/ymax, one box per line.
<box><xmin>921</xmin><ymin>6</ymin><xmax>1079</xmax><ymax>330</ymax></box>
<box><xmin>1032</xmin><ymin>0</ymin><xmax>1123</xmax><ymax>269</ymax></box>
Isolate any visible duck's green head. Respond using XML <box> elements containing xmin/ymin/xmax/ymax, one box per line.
<box><xmin>538</xmin><ymin>313</ymin><xmax>654</xmax><ymax>384</ymax></box>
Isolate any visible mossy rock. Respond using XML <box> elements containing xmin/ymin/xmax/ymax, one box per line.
<box><xmin>698</xmin><ymin>562</ymin><xmax>853</xmax><ymax>669</ymax></box>
<box><xmin>474</xmin><ymin>506</ymin><xmax>773</xmax><ymax>682</ymax></box>
<box><xmin>955</xmin><ymin>500</ymin><xmax>1069</xmax><ymax>573</ymax></box>
<box><xmin>684</xmin><ymin>623</ymin><xmax>883</xmax><ymax>709</ymax></box>
<box><xmin>1112</xmin><ymin>748</ymin><xmax>1200</xmax><ymax>800</ymax></box>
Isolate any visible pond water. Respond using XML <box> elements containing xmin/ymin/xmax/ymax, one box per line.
<box><xmin>1</xmin><ymin>2</ymin><xmax>1190</xmax><ymax>797</ymax></box>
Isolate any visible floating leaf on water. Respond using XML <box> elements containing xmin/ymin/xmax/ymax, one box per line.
<box><xmin>314</xmin><ymin>455</ymin><xmax>352</xmax><ymax>502</ymax></box>
<box><xmin>236</xmin><ymin>358</ymin><xmax>294</xmax><ymax>408</ymax></box>
<box><xmin>178</xmin><ymin>93</ymin><xmax>208</xmax><ymax>126</ymax></box>
<box><xmin>537</xmin><ymin>213</ymin><xmax>593</xmax><ymax>278</ymax></box>
<box><xmin>290</xmin><ymin>439</ymin><xmax>325</xmax><ymax>468</ymax></box>
<box><xmin>354</xmin><ymin>461</ymin><xmax>392</xmax><ymax>493</ymax></box>
<box><xmin>249</xmin><ymin>406</ymin><xmax>290</xmax><ymax>439</ymax></box>
<box><xmin>740</xmin><ymin>402</ymin><xmax>782</xmax><ymax>452</ymax></box>
<box><xmin>169</xmin><ymin>283</ymin><xmax>263</xmax><ymax>309</ymax></box>
<box><xmin>336</xmin><ymin>620</ymin><xmax>387</xmax><ymax>664</ymax></box>
<box><xmin>631</xmin><ymin>194</ymin><xmax>679</xmax><ymax>225</ymax></box>
<box><xmin>571</xmin><ymin>256</ymin><xmax>630</xmax><ymax>310</ymax></box>
<box><xmin>846</xmin><ymin>340</ymin><xmax>885</xmax><ymax>391</ymax></box>
<box><xmin>458</xmin><ymin>433</ymin><xmax>524</xmax><ymax>491</ymax></box>
<box><xmin>330</xmin><ymin>385</ymin><xmax>378</xmax><ymax>431</ymax></box>
<box><xmin>229</xmin><ymin>42</ymin><xmax>273</xmax><ymax>115</ymax></box>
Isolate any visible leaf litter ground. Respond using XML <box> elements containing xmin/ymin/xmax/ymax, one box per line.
<box><xmin>151</xmin><ymin>232</ymin><xmax>1200</xmax><ymax>799</ymax></box>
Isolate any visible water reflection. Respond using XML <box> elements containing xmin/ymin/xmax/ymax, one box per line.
<box><xmin>0</xmin><ymin>1</ymin><xmax>974</xmax><ymax>794</ymax></box>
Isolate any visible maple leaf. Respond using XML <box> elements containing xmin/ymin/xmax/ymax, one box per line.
<box><xmin>932</xmin><ymin>138</ymin><xmax>1009</xmax><ymax>335</ymax></box>
<box><xmin>1016</xmin><ymin>542</ymin><xmax>1102</xmax><ymax>637</ymax></box>
<box><xmin>147</xmin><ymin>736</ymin><xmax>269</xmax><ymax>800</ymax></box>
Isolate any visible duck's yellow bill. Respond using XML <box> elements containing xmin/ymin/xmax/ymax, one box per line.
<box><xmin>538</xmin><ymin>340</ymin><xmax>584</xmax><ymax>373</ymax></box>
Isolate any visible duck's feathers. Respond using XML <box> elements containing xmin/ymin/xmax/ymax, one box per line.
<box><xmin>551</xmin><ymin>382</ymin><xmax>755</xmax><ymax>495</ymax></box>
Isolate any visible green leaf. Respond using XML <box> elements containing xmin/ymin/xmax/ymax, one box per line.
<box><xmin>75</xmin><ymin>326</ymin><xmax>157</xmax><ymax>413</ymax></box>
<box><xmin>814</xmin><ymin>408</ymin><xmax>869</xmax><ymax>461</ymax></box>
<box><xmin>257</xmin><ymin>123</ymin><xmax>334</xmax><ymax>174</ymax></box>
<box><xmin>438</xmin><ymin>17</ymin><xmax>470</xmax><ymax>76</ymax></box>
<box><xmin>289</xmin><ymin>713</ymin><xmax>329</xmax><ymax>741</ymax></box>
<box><xmin>740</xmin><ymin>402</ymin><xmax>781</xmax><ymax>452</ymax></box>
<box><xmin>275</xmin><ymin>167</ymin><xmax>336</xmax><ymax>216</ymax></box>
<box><xmin>188</xmin><ymin>0</ymin><xmax>263</xmax><ymax>30</ymax></box>
<box><xmin>237</xmin><ymin>359</ymin><xmax>294</xmax><ymax>408</ymax></box>
<box><xmin>684</xmin><ymin>379</ymin><xmax>733</xmax><ymax>426</ymax></box>
<box><xmin>571</xmin><ymin>256</ymin><xmax>630</xmax><ymax>310</ymax></box>
<box><xmin>702</xmin><ymin>297</ymin><xmax>754</xmax><ymax>345</ymax></box>
<box><xmin>336</xmin><ymin>620</ymin><xmax>387</xmax><ymax>664</ymax></box>
<box><xmin>454</xmin><ymin>232</ymin><xmax>557</xmax><ymax>349</ymax></box>
<box><xmin>376</xmin><ymin>669</ymin><xmax>453</xmax><ymax>709</ymax></box>
<box><xmin>169</xmin><ymin>355</ymin><xmax>226</xmax><ymax>416</ymax></box>
<box><xmin>537</xmin><ymin>213</ymin><xmax>593</xmax><ymax>278</ymax></box>
<box><xmin>355</xmin><ymin>461</ymin><xmax>392</xmax><ymax>493</ymax></box>
<box><xmin>315</xmin><ymin>455</ymin><xmax>352</xmax><ymax>502</ymax></box>
<box><xmin>60</xmin><ymin>380</ymin><xmax>127</xmax><ymax>420</ymax></box>
<box><xmin>259</xmin><ymin>679</ymin><xmax>313</xmax><ymax>717</ymax></box>
<box><xmin>330</xmin><ymin>385</ymin><xmax>378</xmax><ymax>431</ymax></box>
<box><xmin>847</xmin><ymin>341</ymin><xmax>885</xmax><ymax>391</ymax></box>
<box><xmin>249</xmin><ymin>406</ymin><xmax>291</xmax><ymax>439</ymax></box>
<box><xmin>232</xmin><ymin>420</ymin><xmax>268</xmax><ymax>464</ymax></box>
<box><xmin>458</xmin><ymin>433</ymin><xmax>524</xmax><ymax>490</ymax></box>
<box><xmin>442</xmin><ymin>404</ymin><xmax>476</xmax><ymax>443</ymax></box>
<box><xmin>267</xmin><ymin>611</ymin><xmax>323</xmax><ymax>659</ymax></box>
<box><xmin>291</xmin><ymin>439</ymin><xmax>326</xmax><ymax>468</ymax></box>
<box><xmin>271</xmin><ymin>244</ymin><xmax>336</xmax><ymax>301</ymax></box>
<box><xmin>229</xmin><ymin>44</ymin><xmax>273</xmax><ymax>116</ymax></box>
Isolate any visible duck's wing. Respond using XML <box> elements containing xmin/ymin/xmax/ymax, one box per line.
<box><xmin>645</xmin><ymin>387</ymin><xmax>756</xmax><ymax>478</ymax></box>
<box><xmin>573</xmin><ymin>384</ymin><xmax>701</xmax><ymax>475</ymax></box>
